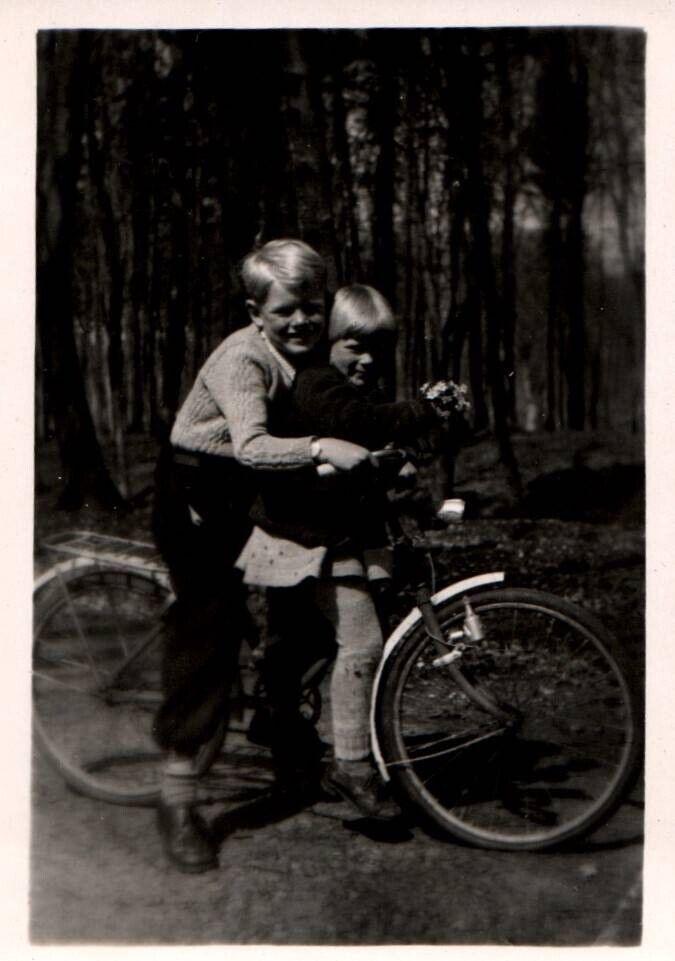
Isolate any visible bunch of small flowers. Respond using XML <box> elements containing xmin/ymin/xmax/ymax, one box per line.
<box><xmin>420</xmin><ymin>379</ymin><xmax>472</xmax><ymax>421</ymax></box>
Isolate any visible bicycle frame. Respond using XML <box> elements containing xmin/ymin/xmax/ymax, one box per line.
<box><xmin>370</xmin><ymin>570</ymin><xmax>505</xmax><ymax>782</ymax></box>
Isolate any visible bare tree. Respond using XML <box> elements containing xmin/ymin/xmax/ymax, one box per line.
<box><xmin>36</xmin><ymin>31</ymin><xmax>124</xmax><ymax>510</ymax></box>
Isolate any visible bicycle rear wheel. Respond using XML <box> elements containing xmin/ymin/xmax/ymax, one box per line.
<box><xmin>33</xmin><ymin>563</ymin><xmax>224</xmax><ymax>805</ymax></box>
<box><xmin>375</xmin><ymin>588</ymin><xmax>642</xmax><ymax>850</ymax></box>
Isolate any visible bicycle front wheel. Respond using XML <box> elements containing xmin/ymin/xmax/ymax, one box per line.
<box><xmin>33</xmin><ymin>563</ymin><xmax>224</xmax><ymax>805</ymax></box>
<box><xmin>375</xmin><ymin>588</ymin><xmax>642</xmax><ymax>850</ymax></box>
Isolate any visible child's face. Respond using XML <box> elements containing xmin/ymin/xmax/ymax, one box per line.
<box><xmin>329</xmin><ymin>337</ymin><xmax>380</xmax><ymax>389</ymax></box>
<box><xmin>248</xmin><ymin>279</ymin><xmax>325</xmax><ymax>360</ymax></box>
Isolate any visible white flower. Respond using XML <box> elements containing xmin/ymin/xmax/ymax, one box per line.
<box><xmin>420</xmin><ymin>380</ymin><xmax>471</xmax><ymax>416</ymax></box>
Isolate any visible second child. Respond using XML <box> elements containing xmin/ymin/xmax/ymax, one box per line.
<box><xmin>236</xmin><ymin>285</ymin><xmax>442</xmax><ymax>819</ymax></box>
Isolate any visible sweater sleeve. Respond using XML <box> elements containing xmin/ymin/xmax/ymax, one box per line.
<box><xmin>292</xmin><ymin>367</ymin><xmax>435</xmax><ymax>449</ymax></box>
<box><xmin>204</xmin><ymin>348</ymin><xmax>315</xmax><ymax>470</ymax></box>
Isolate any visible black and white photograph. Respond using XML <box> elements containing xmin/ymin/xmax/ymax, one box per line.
<box><xmin>5</xmin><ymin>3</ymin><xmax>669</xmax><ymax>950</ymax></box>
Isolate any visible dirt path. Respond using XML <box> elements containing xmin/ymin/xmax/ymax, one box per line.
<box><xmin>31</xmin><ymin>739</ymin><xmax>642</xmax><ymax>945</ymax></box>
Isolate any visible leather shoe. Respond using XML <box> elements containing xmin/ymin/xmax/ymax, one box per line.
<box><xmin>157</xmin><ymin>800</ymin><xmax>219</xmax><ymax>874</ymax></box>
<box><xmin>321</xmin><ymin>760</ymin><xmax>401</xmax><ymax>821</ymax></box>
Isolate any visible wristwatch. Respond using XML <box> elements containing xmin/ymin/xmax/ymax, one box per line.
<box><xmin>310</xmin><ymin>438</ymin><xmax>323</xmax><ymax>464</ymax></box>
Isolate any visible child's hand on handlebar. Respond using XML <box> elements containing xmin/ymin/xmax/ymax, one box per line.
<box><xmin>316</xmin><ymin>438</ymin><xmax>373</xmax><ymax>472</ymax></box>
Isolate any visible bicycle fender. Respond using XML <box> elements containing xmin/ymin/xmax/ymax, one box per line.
<box><xmin>34</xmin><ymin>557</ymin><xmax>101</xmax><ymax>595</ymax></box>
<box><xmin>370</xmin><ymin>571</ymin><xmax>505</xmax><ymax>782</ymax></box>
<box><xmin>34</xmin><ymin>558</ymin><xmax>172</xmax><ymax>596</ymax></box>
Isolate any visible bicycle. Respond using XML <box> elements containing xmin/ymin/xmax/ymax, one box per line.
<box><xmin>33</xmin><ymin>478</ymin><xmax>643</xmax><ymax>852</ymax></box>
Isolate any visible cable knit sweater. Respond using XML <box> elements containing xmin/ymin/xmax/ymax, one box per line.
<box><xmin>170</xmin><ymin>323</ymin><xmax>315</xmax><ymax>469</ymax></box>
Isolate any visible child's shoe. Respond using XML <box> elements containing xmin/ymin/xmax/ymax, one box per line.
<box><xmin>156</xmin><ymin>800</ymin><xmax>219</xmax><ymax>874</ymax></box>
<box><xmin>321</xmin><ymin>758</ymin><xmax>401</xmax><ymax>820</ymax></box>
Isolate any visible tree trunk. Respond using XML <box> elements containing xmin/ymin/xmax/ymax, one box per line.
<box><xmin>329</xmin><ymin>48</ymin><xmax>361</xmax><ymax>282</ymax></box>
<box><xmin>282</xmin><ymin>31</ymin><xmax>339</xmax><ymax>284</ymax></box>
<box><xmin>370</xmin><ymin>30</ymin><xmax>398</xmax><ymax>308</ymax></box>
<box><xmin>606</xmin><ymin>32</ymin><xmax>645</xmax><ymax>303</ymax></box>
<box><xmin>85</xmin><ymin>55</ymin><xmax>129</xmax><ymax>495</ymax></box>
<box><xmin>464</xmin><ymin>39</ymin><xmax>522</xmax><ymax>498</ymax></box>
<box><xmin>498</xmin><ymin>42</ymin><xmax>518</xmax><ymax>425</ymax></box>
<box><xmin>304</xmin><ymin>33</ymin><xmax>344</xmax><ymax>285</ymax></box>
<box><xmin>36</xmin><ymin>31</ymin><xmax>124</xmax><ymax>510</ymax></box>
<box><xmin>127</xmin><ymin>43</ymin><xmax>155</xmax><ymax>434</ymax></box>
<box><xmin>437</xmin><ymin>33</ymin><xmax>485</xmax><ymax>417</ymax></box>
<box><xmin>563</xmin><ymin>41</ymin><xmax>588</xmax><ymax>431</ymax></box>
<box><xmin>545</xmin><ymin>197</ymin><xmax>563</xmax><ymax>431</ymax></box>
<box><xmin>400</xmin><ymin>115</ymin><xmax>417</xmax><ymax>399</ymax></box>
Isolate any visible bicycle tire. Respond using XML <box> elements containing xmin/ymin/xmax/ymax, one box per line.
<box><xmin>33</xmin><ymin>562</ymin><xmax>225</xmax><ymax>806</ymax></box>
<box><xmin>375</xmin><ymin>588</ymin><xmax>643</xmax><ymax>851</ymax></box>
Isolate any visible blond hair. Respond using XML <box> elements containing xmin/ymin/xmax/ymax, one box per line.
<box><xmin>328</xmin><ymin>284</ymin><xmax>396</xmax><ymax>342</ymax></box>
<box><xmin>241</xmin><ymin>239</ymin><xmax>327</xmax><ymax>305</ymax></box>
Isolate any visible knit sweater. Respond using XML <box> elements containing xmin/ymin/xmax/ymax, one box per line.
<box><xmin>170</xmin><ymin>324</ymin><xmax>315</xmax><ymax>470</ymax></box>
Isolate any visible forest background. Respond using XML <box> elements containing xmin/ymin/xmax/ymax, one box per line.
<box><xmin>36</xmin><ymin>26</ymin><xmax>644</xmax><ymax>511</ymax></box>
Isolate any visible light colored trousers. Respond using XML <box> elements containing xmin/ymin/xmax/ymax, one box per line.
<box><xmin>313</xmin><ymin>578</ymin><xmax>384</xmax><ymax>760</ymax></box>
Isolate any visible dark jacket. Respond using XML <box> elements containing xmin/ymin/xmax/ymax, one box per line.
<box><xmin>250</xmin><ymin>365</ymin><xmax>436</xmax><ymax>549</ymax></box>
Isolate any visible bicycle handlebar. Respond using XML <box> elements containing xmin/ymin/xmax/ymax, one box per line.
<box><xmin>315</xmin><ymin>448</ymin><xmax>408</xmax><ymax>478</ymax></box>
<box><xmin>315</xmin><ymin>448</ymin><xmax>466</xmax><ymax>527</ymax></box>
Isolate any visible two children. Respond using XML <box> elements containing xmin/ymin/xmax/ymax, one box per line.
<box><xmin>153</xmin><ymin>237</ymin><xmax>444</xmax><ymax>872</ymax></box>
<box><xmin>152</xmin><ymin>240</ymin><xmax>374</xmax><ymax>873</ymax></box>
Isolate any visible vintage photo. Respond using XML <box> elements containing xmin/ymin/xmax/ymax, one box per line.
<box><xmin>32</xmin><ymin>26</ymin><xmax>644</xmax><ymax>945</ymax></box>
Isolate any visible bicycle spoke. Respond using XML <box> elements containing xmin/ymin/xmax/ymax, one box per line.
<box><xmin>33</xmin><ymin>668</ymin><xmax>100</xmax><ymax>696</ymax></box>
<box><xmin>102</xmin><ymin>575</ymin><xmax>132</xmax><ymax>658</ymax></box>
<box><xmin>54</xmin><ymin>576</ymin><xmax>106</xmax><ymax>682</ymax></box>
<box><xmin>395</xmin><ymin>725</ymin><xmax>509</xmax><ymax>767</ymax></box>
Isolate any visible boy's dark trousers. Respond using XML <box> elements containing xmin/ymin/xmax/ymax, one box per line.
<box><xmin>151</xmin><ymin>446</ymin><xmax>255</xmax><ymax>756</ymax></box>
